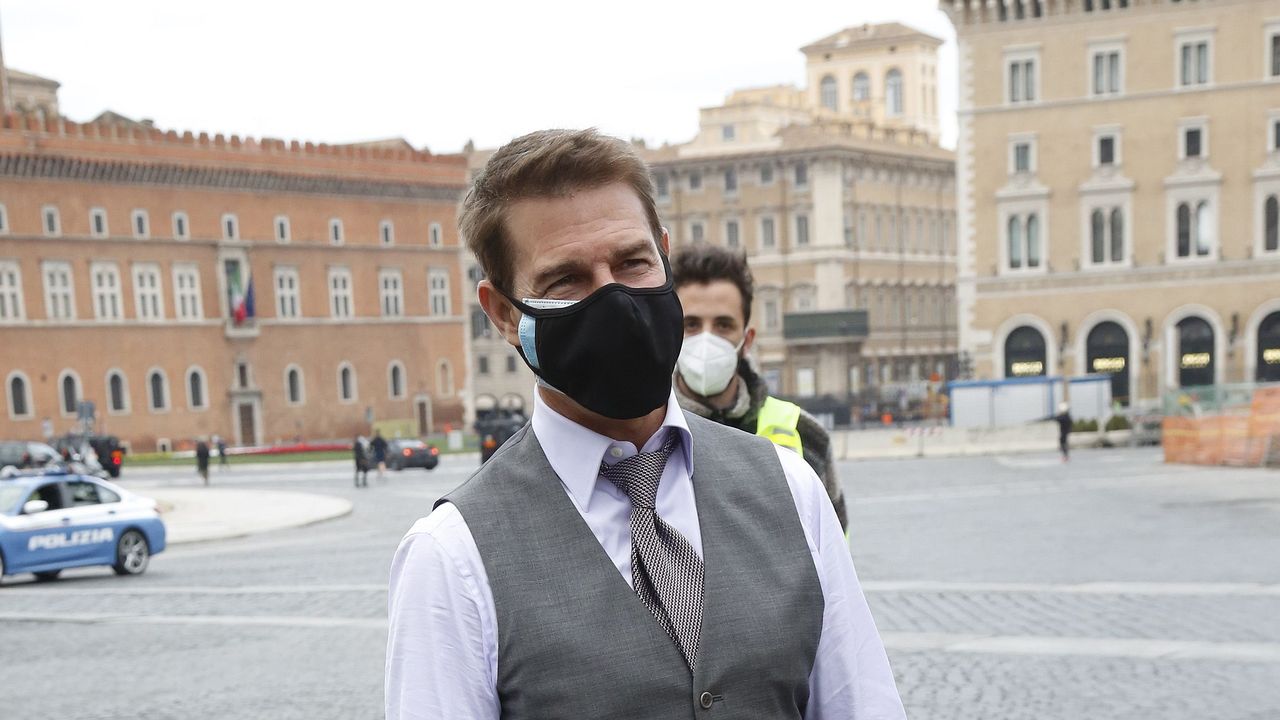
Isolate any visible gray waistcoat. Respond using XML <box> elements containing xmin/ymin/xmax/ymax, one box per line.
<box><xmin>439</xmin><ymin>412</ymin><xmax>823</xmax><ymax>719</ymax></box>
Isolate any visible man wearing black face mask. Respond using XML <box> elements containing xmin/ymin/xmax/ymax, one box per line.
<box><xmin>386</xmin><ymin>129</ymin><xmax>904</xmax><ymax>720</ymax></box>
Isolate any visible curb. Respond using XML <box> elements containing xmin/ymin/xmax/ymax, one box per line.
<box><xmin>136</xmin><ymin>487</ymin><xmax>354</xmax><ymax>545</ymax></box>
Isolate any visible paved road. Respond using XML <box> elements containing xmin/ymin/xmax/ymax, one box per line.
<box><xmin>1</xmin><ymin>449</ymin><xmax>1278</xmax><ymax>719</ymax></box>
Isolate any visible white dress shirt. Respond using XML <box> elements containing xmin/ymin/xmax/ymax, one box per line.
<box><xmin>386</xmin><ymin>389</ymin><xmax>905</xmax><ymax>720</ymax></box>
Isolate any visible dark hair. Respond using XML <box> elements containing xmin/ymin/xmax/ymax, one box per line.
<box><xmin>459</xmin><ymin>128</ymin><xmax>663</xmax><ymax>294</ymax></box>
<box><xmin>671</xmin><ymin>244</ymin><xmax>754</xmax><ymax>326</ymax></box>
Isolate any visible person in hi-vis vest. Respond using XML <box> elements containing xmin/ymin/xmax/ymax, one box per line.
<box><xmin>671</xmin><ymin>244</ymin><xmax>848</xmax><ymax>531</ymax></box>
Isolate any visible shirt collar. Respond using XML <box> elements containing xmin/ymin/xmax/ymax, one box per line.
<box><xmin>531</xmin><ymin>385</ymin><xmax>694</xmax><ymax>510</ymax></box>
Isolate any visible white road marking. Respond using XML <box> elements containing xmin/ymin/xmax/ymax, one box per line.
<box><xmin>0</xmin><ymin>583</ymin><xmax>386</xmax><ymax>596</ymax></box>
<box><xmin>3</xmin><ymin>610</ymin><xmax>1276</xmax><ymax>663</ymax></box>
<box><xmin>862</xmin><ymin>580</ymin><xmax>1280</xmax><ymax>597</ymax></box>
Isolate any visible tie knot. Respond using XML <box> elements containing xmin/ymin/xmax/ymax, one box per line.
<box><xmin>600</xmin><ymin>431</ymin><xmax>679</xmax><ymax>509</ymax></box>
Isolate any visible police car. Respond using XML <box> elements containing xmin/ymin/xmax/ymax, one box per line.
<box><xmin>0</xmin><ymin>468</ymin><xmax>165</xmax><ymax>583</ymax></box>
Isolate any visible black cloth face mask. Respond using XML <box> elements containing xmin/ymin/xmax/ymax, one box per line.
<box><xmin>500</xmin><ymin>254</ymin><xmax>684</xmax><ymax>420</ymax></box>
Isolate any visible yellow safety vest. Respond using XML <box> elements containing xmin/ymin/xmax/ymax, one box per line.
<box><xmin>756</xmin><ymin>396</ymin><xmax>803</xmax><ymax>455</ymax></box>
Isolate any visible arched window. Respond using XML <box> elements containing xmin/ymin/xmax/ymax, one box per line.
<box><xmin>1195</xmin><ymin>201</ymin><xmax>1213</xmax><ymax>256</ymax></box>
<box><xmin>7</xmin><ymin>372</ymin><xmax>31</xmax><ymax>418</ymax></box>
<box><xmin>285</xmin><ymin>366</ymin><xmax>304</xmax><ymax>405</ymax></box>
<box><xmin>1091</xmin><ymin>209</ymin><xmax>1106</xmax><ymax>263</ymax></box>
<box><xmin>59</xmin><ymin>371</ymin><xmax>80</xmax><ymax>415</ymax></box>
<box><xmin>819</xmin><ymin>75</ymin><xmax>838</xmax><ymax>111</ymax></box>
<box><xmin>852</xmin><ymin>72</ymin><xmax>870</xmax><ymax>102</ymax></box>
<box><xmin>1110</xmin><ymin>208</ymin><xmax>1124</xmax><ymax>262</ymax></box>
<box><xmin>1026</xmin><ymin>214</ymin><xmax>1041</xmax><ymax>267</ymax></box>
<box><xmin>338</xmin><ymin>363</ymin><xmax>356</xmax><ymax>402</ymax></box>
<box><xmin>148</xmin><ymin>369</ymin><xmax>168</xmax><ymax>411</ymax></box>
<box><xmin>1086</xmin><ymin>321</ymin><xmax>1130</xmax><ymax>405</ymax></box>
<box><xmin>1257</xmin><ymin>311</ymin><xmax>1280</xmax><ymax>382</ymax></box>
<box><xmin>886</xmin><ymin>69</ymin><xmax>903</xmax><ymax>116</ymax></box>
<box><xmin>388</xmin><ymin>361</ymin><xmax>405</xmax><ymax>400</ymax></box>
<box><xmin>1265</xmin><ymin>195</ymin><xmax>1278</xmax><ymax>252</ymax></box>
<box><xmin>1177</xmin><ymin>316</ymin><xmax>1215</xmax><ymax>388</ymax></box>
<box><xmin>1176</xmin><ymin>202</ymin><xmax>1192</xmax><ymax>257</ymax></box>
<box><xmin>107</xmin><ymin>371</ymin><xmax>127</xmax><ymax>413</ymax></box>
<box><xmin>187</xmin><ymin>367</ymin><xmax>206</xmax><ymax>409</ymax></box>
<box><xmin>1004</xmin><ymin>326</ymin><xmax>1047</xmax><ymax>377</ymax></box>
<box><xmin>1008</xmin><ymin>215</ymin><xmax>1023</xmax><ymax>268</ymax></box>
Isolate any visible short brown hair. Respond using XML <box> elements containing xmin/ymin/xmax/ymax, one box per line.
<box><xmin>671</xmin><ymin>244</ymin><xmax>754</xmax><ymax>327</ymax></box>
<box><xmin>459</xmin><ymin>128</ymin><xmax>663</xmax><ymax>294</ymax></box>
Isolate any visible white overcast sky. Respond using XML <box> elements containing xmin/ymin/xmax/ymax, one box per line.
<box><xmin>3</xmin><ymin>0</ymin><xmax>957</xmax><ymax>154</ymax></box>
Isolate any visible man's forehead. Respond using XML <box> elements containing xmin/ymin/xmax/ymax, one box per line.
<box><xmin>678</xmin><ymin>280</ymin><xmax>745</xmax><ymax>317</ymax></box>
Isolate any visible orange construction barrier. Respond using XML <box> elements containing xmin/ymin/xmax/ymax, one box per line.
<box><xmin>1164</xmin><ymin>386</ymin><xmax>1280</xmax><ymax>466</ymax></box>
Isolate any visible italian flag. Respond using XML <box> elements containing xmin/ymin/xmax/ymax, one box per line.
<box><xmin>230</xmin><ymin>269</ymin><xmax>255</xmax><ymax>325</ymax></box>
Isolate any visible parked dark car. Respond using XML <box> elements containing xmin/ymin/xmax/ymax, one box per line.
<box><xmin>386</xmin><ymin>439</ymin><xmax>439</xmax><ymax>471</ymax></box>
<box><xmin>0</xmin><ymin>441</ymin><xmax>61</xmax><ymax>470</ymax></box>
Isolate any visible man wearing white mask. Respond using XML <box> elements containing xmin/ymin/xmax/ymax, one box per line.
<box><xmin>672</xmin><ymin>245</ymin><xmax>848</xmax><ymax>530</ymax></box>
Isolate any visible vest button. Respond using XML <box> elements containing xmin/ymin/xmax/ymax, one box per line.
<box><xmin>699</xmin><ymin>691</ymin><xmax>714</xmax><ymax>709</ymax></box>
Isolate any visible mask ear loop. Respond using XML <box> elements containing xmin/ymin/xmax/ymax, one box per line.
<box><xmin>518</xmin><ymin>312</ymin><xmax>541</xmax><ymax>371</ymax></box>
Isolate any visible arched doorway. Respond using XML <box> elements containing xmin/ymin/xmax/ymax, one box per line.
<box><xmin>1004</xmin><ymin>326</ymin><xmax>1047</xmax><ymax>378</ymax></box>
<box><xmin>1258</xmin><ymin>311</ymin><xmax>1280</xmax><ymax>382</ymax></box>
<box><xmin>1177</xmin><ymin>316</ymin><xmax>1215</xmax><ymax>388</ymax></box>
<box><xmin>1086</xmin><ymin>321</ymin><xmax>1130</xmax><ymax>405</ymax></box>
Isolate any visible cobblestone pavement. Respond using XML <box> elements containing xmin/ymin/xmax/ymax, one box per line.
<box><xmin>0</xmin><ymin>448</ymin><xmax>1277</xmax><ymax>719</ymax></box>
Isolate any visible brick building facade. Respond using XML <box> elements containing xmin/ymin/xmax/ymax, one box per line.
<box><xmin>0</xmin><ymin>113</ymin><xmax>469</xmax><ymax>451</ymax></box>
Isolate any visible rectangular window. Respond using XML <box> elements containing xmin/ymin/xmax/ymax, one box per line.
<box><xmin>1092</xmin><ymin>50</ymin><xmax>1121</xmax><ymax>95</ymax></box>
<box><xmin>760</xmin><ymin>164</ymin><xmax>774</xmax><ymax>185</ymax></box>
<box><xmin>1099</xmin><ymin>135</ymin><xmax>1116</xmax><ymax>165</ymax></box>
<box><xmin>1273</xmin><ymin>119</ymin><xmax>1280</xmax><ymax>152</ymax></box>
<box><xmin>328</xmin><ymin>268</ymin><xmax>353</xmax><ymax>319</ymax></box>
<box><xmin>380</xmin><ymin>220</ymin><xmax>395</xmax><ymax>247</ymax></box>
<box><xmin>1272</xmin><ymin>32</ymin><xmax>1280</xmax><ymax>77</ymax></box>
<box><xmin>690</xmin><ymin>222</ymin><xmax>704</xmax><ymax>244</ymax></box>
<box><xmin>90</xmin><ymin>208</ymin><xmax>108</xmax><ymax>238</ymax></box>
<box><xmin>506</xmin><ymin>355</ymin><xmax>518</xmax><ymax>373</ymax></box>
<box><xmin>722</xmin><ymin>124</ymin><xmax>735</xmax><ymax>141</ymax></box>
<box><xmin>379</xmin><ymin>269</ymin><xmax>404</xmax><ymax>317</ymax></box>
<box><xmin>1179</xmin><ymin>39</ymin><xmax>1210</xmax><ymax>86</ymax></box>
<box><xmin>725</xmin><ymin>220</ymin><xmax>740</xmax><ymax>248</ymax></box>
<box><xmin>0</xmin><ymin>203</ymin><xmax>8</xmax><ymax>234</ymax></box>
<box><xmin>1014</xmin><ymin>142</ymin><xmax>1031</xmax><ymax>173</ymax></box>
<box><xmin>43</xmin><ymin>206</ymin><xmax>61</xmax><ymax>237</ymax></box>
<box><xmin>688</xmin><ymin>172</ymin><xmax>702</xmax><ymax>191</ymax></box>
<box><xmin>0</xmin><ymin>261</ymin><xmax>23</xmax><ymax>321</ymax></box>
<box><xmin>794</xmin><ymin>163</ymin><xmax>808</xmax><ymax>188</ymax></box>
<box><xmin>764</xmin><ymin>298</ymin><xmax>779</xmax><ymax>331</ymax></box>
<box><xmin>796</xmin><ymin>215</ymin><xmax>810</xmax><ymax>247</ymax></box>
<box><xmin>42</xmin><ymin>261</ymin><xmax>75</xmax><ymax>321</ymax></box>
<box><xmin>478</xmin><ymin>356</ymin><xmax>490</xmax><ymax>375</ymax></box>
<box><xmin>274</xmin><ymin>267</ymin><xmax>300</xmax><ymax>319</ymax></box>
<box><xmin>91</xmin><ymin>262</ymin><xmax>122</xmax><ymax>321</ymax></box>
<box><xmin>1007</xmin><ymin>57</ymin><xmax>1036</xmax><ymax>103</ymax></box>
<box><xmin>275</xmin><ymin>216</ymin><xmax>291</xmax><ymax>243</ymax></box>
<box><xmin>222</xmin><ymin>214</ymin><xmax>239</xmax><ymax>240</ymax></box>
<box><xmin>173</xmin><ymin>264</ymin><xmax>202</xmax><ymax>321</ymax></box>
<box><xmin>724</xmin><ymin>169</ymin><xmax>737</xmax><ymax>194</ymax></box>
<box><xmin>1185</xmin><ymin>127</ymin><xmax>1202</xmax><ymax>158</ymax></box>
<box><xmin>761</xmin><ymin>217</ymin><xmax>776</xmax><ymax>250</ymax></box>
<box><xmin>132</xmin><ymin>263</ymin><xmax>164</xmax><ymax>321</ymax></box>
<box><xmin>131</xmin><ymin>210</ymin><xmax>149</xmax><ymax>239</ymax></box>
<box><xmin>172</xmin><ymin>212</ymin><xmax>189</xmax><ymax>240</ymax></box>
<box><xmin>429</xmin><ymin>269</ymin><xmax>451</xmax><ymax>316</ymax></box>
<box><xmin>796</xmin><ymin>368</ymin><xmax>816</xmax><ymax>398</ymax></box>
<box><xmin>655</xmin><ymin>173</ymin><xmax>669</xmax><ymax>198</ymax></box>
<box><xmin>329</xmin><ymin>219</ymin><xmax>344</xmax><ymax>245</ymax></box>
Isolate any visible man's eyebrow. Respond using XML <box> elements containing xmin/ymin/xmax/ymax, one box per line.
<box><xmin>530</xmin><ymin>259</ymin><xmax>586</xmax><ymax>293</ymax></box>
<box><xmin>608</xmin><ymin>238</ymin><xmax>658</xmax><ymax>262</ymax></box>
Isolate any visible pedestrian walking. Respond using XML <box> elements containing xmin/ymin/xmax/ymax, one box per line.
<box><xmin>387</xmin><ymin>129</ymin><xmax>904</xmax><ymax>720</ymax></box>
<box><xmin>1055</xmin><ymin>402</ymin><xmax>1073</xmax><ymax>462</ymax></box>
<box><xmin>370</xmin><ymin>430</ymin><xmax>388</xmax><ymax>480</ymax></box>
<box><xmin>353</xmin><ymin>436</ymin><xmax>370</xmax><ymax>488</ymax></box>
<box><xmin>195</xmin><ymin>439</ymin><xmax>210</xmax><ymax>486</ymax></box>
<box><xmin>215</xmin><ymin>435</ymin><xmax>228</xmax><ymax>470</ymax></box>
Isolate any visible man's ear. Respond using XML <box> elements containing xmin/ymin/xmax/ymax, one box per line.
<box><xmin>659</xmin><ymin>227</ymin><xmax>671</xmax><ymax>256</ymax></box>
<box><xmin>741</xmin><ymin>325</ymin><xmax>756</xmax><ymax>355</ymax></box>
<box><xmin>477</xmin><ymin>280</ymin><xmax>522</xmax><ymax>347</ymax></box>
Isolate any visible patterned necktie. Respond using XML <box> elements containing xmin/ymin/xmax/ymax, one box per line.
<box><xmin>600</xmin><ymin>430</ymin><xmax>704</xmax><ymax>670</ymax></box>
